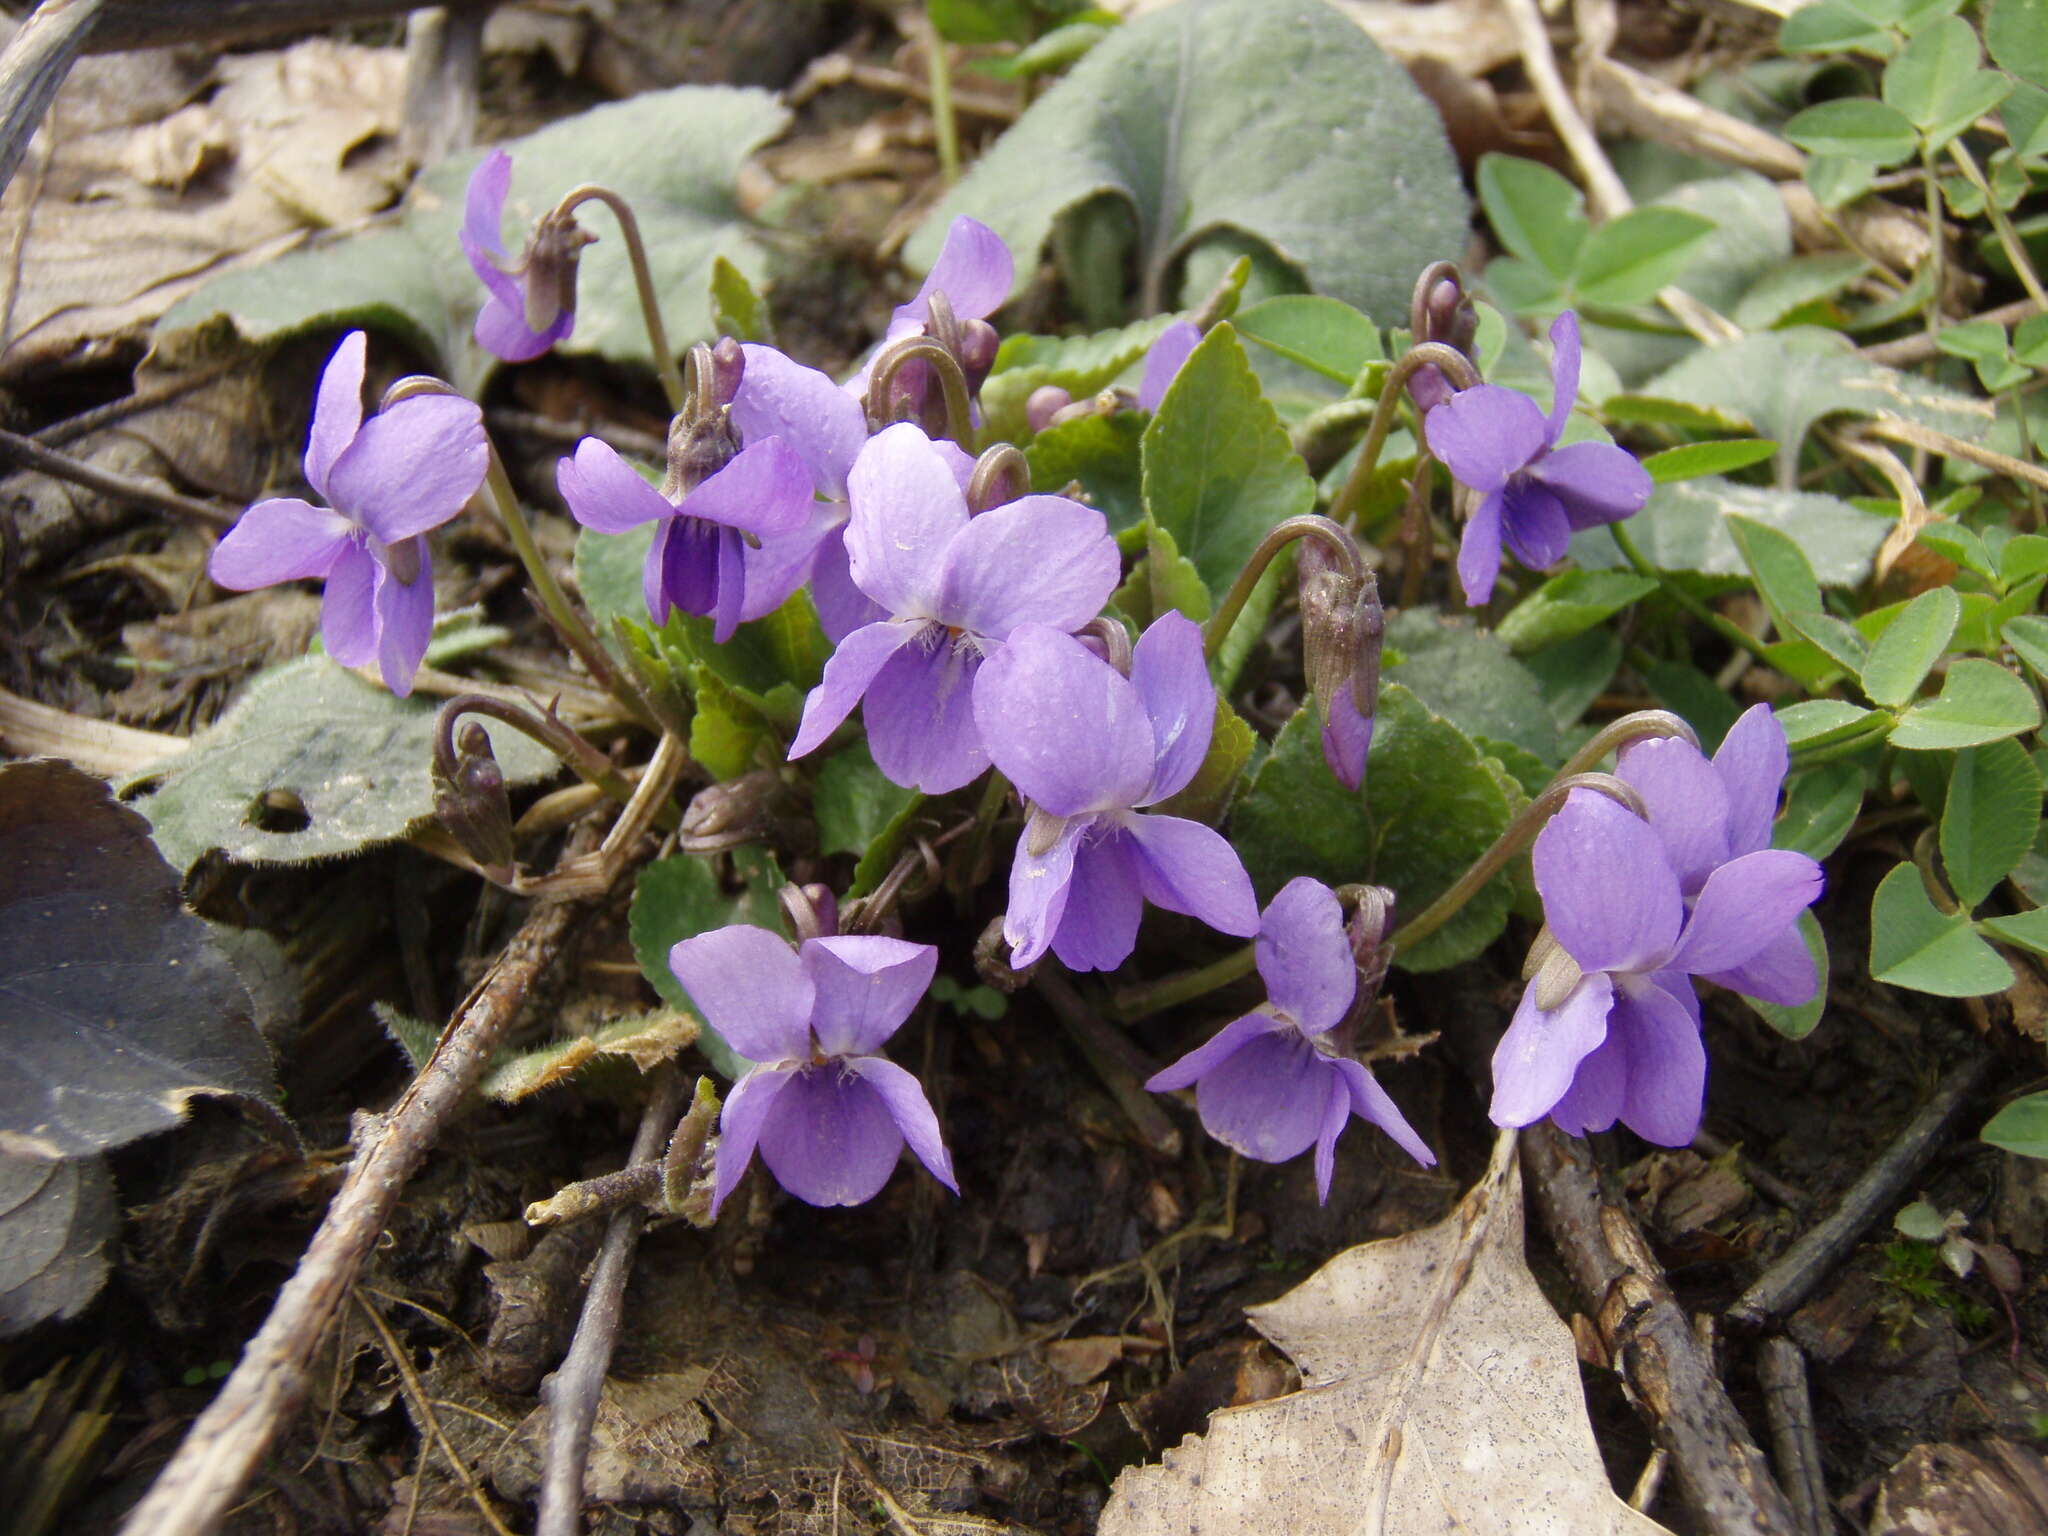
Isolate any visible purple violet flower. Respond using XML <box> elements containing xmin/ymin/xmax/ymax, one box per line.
<box><xmin>461</xmin><ymin>149</ymin><xmax>583</xmax><ymax>363</ymax></box>
<box><xmin>726</xmin><ymin>342</ymin><xmax>885</xmax><ymax>643</ymax></box>
<box><xmin>973</xmin><ymin>612</ymin><xmax>1261</xmax><ymax>972</ymax></box>
<box><xmin>669</xmin><ymin>925</ymin><xmax>956</xmax><ymax>1212</ymax></box>
<box><xmin>1146</xmin><ymin>878</ymin><xmax>1435</xmax><ymax>1201</ymax></box>
<box><xmin>208</xmin><ymin>331</ymin><xmax>487</xmax><ymax>697</ymax></box>
<box><xmin>787</xmin><ymin>422</ymin><xmax>1120</xmax><ymax>794</ymax></box>
<box><xmin>557</xmin><ymin>428</ymin><xmax>813</xmax><ymax>645</ymax></box>
<box><xmin>1490</xmin><ymin>779</ymin><xmax>1822</xmax><ymax>1145</ymax></box>
<box><xmin>1136</xmin><ymin>321</ymin><xmax>1201</xmax><ymax>413</ymax></box>
<box><xmin>848</xmin><ymin>216</ymin><xmax>1013</xmax><ymax>402</ymax></box>
<box><xmin>1423</xmin><ymin>311</ymin><xmax>1651</xmax><ymax>607</ymax></box>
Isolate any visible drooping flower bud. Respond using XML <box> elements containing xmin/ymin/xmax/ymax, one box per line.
<box><xmin>433</xmin><ymin>722</ymin><xmax>516</xmax><ymax>883</ymax></box>
<box><xmin>1026</xmin><ymin>385</ymin><xmax>1073</xmax><ymax>434</ymax></box>
<box><xmin>958</xmin><ymin>319</ymin><xmax>1000</xmax><ymax>394</ymax></box>
<box><xmin>660</xmin><ymin>339</ymin><xmax>748</xmax><ymax>500</ymax></box>
<box><xmin>679</xmin><ymin>769</ymin><xmax>792</xmax><ymax>854</ymax></box>
<box><xmin>1298</xmin><ymin>536</ymin><xmax>1382</xmax><ymax>791</ymax></box>
<box><xmin>1406</xmin><ymin>262</ymin><xmax>1478</xmax><ymax>414</ymax></box>
<box><xmin>522</xmin><ymin>207</ymin><xmax>595</xmax><ymax>336</ymax></box>
<box><xmin>1343</xmin><ymin>883</ymin><xmax>1398</xmax><ymax>1026</ymax></box>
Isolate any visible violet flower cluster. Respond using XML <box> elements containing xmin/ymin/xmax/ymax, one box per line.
<box><xmin>204</xmin><ymin>166</ymin><xmax>1712</xmax><ymax>1219</ymax></box>
<box><xmin>1490</xmin><ymin>705</ymin><xmax>1822</xmax><ymax>1145</ymax></box>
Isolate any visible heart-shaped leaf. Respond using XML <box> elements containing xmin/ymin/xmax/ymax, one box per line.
<box><xmin>1869</xmin><ymin>861</ymin><xmax>2014</xmax><ymax>995</ymax></box>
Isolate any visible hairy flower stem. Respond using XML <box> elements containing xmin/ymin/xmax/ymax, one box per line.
<box><xmin>1327</xmin><ymin>342</ymin><xmax>1482</xmax><ymax>534</ymax></box>
<box><xmin>556</xmin><ymin>186</ymin><xmax>685</xmax><ymax>411</ymax></box>
<box><xmin>1203</xmin><ymin>514</ymin><xmax>1364</xmax><ymax>663</ymax></box>
<box><xmin>1388</xmin><ymin>771</ymin><xmax>1647</xmax><ymax>957</ymax></box>
<box><xmin>1110</xmin><ymin>943</ymin><xmax>1259</xmax><ymax>1023</ymax></box>
<box><xmin>1553</xmin><ymin>709</ymin><xmax>1699</xmax><ymax>780</ymax></box>
<box><xmin>1608</xmin><ymin>522</ymin><xmax>1773</xmax><ymax>663</ymax></box>
<box><xmin>866</xmin><ymin>336</ymin><xmax>975</xmax><ymax>446</ymax></box>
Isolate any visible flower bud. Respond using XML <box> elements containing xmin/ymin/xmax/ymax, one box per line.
<box><xmin>1344</xmin><ymin>884</ymin><xmax>1398</xmax><ymax>1021</ymax></box>
<box><xmin>958</xmin><ymin>319</ymin><xmax>1000</xmax><ymax>393</ymax></box>
<box><xmin>521</xmin><ymin>208</ymin><xmax>595</xmax><ymax>335</ymax></box>
<box><xmin>1406</xmin><ymin>262</ymin><xmax>1478</xmax><ymax>414</ymax></box>
<box><xmin>1298</xmin><ymin>537</ymin><xmax>1381</xmax><ymax>791</ymax></box>
<box><xmin>679</xmin><ymin>769</ymin><xmax>789</xmax><ymax>853</ymax></box>
<box><xmin>432</xmin><ymin>722</ymin><xmax>515</xmax><ymax>882</ymax></box>
<box><xmin>660</xmin><ymin>341</ymin><xmax>748</xmax><ymax>500</ymax></box>
<box><xmin>779</xmin><ymin>882</ymin><xmax>839</xmax><ymax>942</ymax></box>
<box><xmin>1026</xmin><ymin>385</ymin><xmax>1073</xmax><ymax>433</ymax></box>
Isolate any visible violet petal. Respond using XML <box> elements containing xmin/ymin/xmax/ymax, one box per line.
<box><xmin>327</xmin><ymin>395</ymin><xmax>489</xmax><ymax>545</ymax></box>
<box><xmin>1616</xmin><ymin>734</ymin><xmax>1731</xmax><ymax>891</ymax></box>
<box><xmin>372</xmin><ymin>549</ymin><xmax>436</xmax><ymax>697</ymax></box>
<box><xmin>757</xmin><ymin>1066</ymin><xmax>908</xmax><ymax>1207</ymax></box>
<box><xmin>789</xmin><ymin>619</ymin><xmax>923</xmax><ymax>760</ymax></box>
<box><xmin>972</xmin><ymin>625</ymin><xmax>1154</xmax><ymax>816</ymax></box>
<box><xmin>1533</xmin><ymin>441</ymin><xmax>1652</xmax><ymax>530</ymax></box>
<box><xmin>1489</xmin><ymin>972</ymin><xmax>1614</xmax><ymax>1129</ymax></box>
<box><xmin>864</xmin><ymin>632</ymin><xmax>990</xmax><ymax>793</ymax></box>
<box><xmin>1144</xmin><ymin>1011</ymin><xmax>1281</xmax><ymax>1094</ymax></box>
<box><xmin>305</xmin><ymin>331</ymin><xmax>366</xmax><ymax>500</ymax></box>
<box><xmin>1424</xmin><ymin>386</ymin><xmax>1547</xmax><ymax>494</ymax></box>
<box><xmin>801</xmin><ymin>935</ymin><xmax>937</xmax><ymax>1056</ymax></box>
<box><xmin>1003</xmin><ymin>812</ymin><xmax>1086</xmax><ymax>969</ymax></box>
<box><xmin>844</xmin><ymin>1056</ymin><xmax>957</xmax><ymax>1193</ymax></box>
<box><xmin>1130</xmin><ymin>611</ymin><xmax>1215</xmax><ymax>805</ymax></box>
<box><xmin>710</xmin><ymin>1064</ymin><xmax>795</xmax><ymax>1216</ymax></box>
<box><xmin>1670</xmin><ymin>848</ymin><xmax>1823</xmax><ymax>977</ymax></box>
<box><xmin>844</xmin><ymin>423</ymin><xmax>969</xmax><ymax>616</ymax></box>
<box><xmin>732</xmin><ymin>344</ymin><xmax>868</xmax><ymax>498</ymax></box>
<box><xmin>1256</xmin><ymin>877</ymin><xmax>1355</xmax><ymax>1034</ymax></box>
<box><xmin>1136</xmin><ymin>321</ymin><xmax>1200</xmax><ymax>413</ymax></box>
<box><xmin>1050</xmin><ymin>829</ymin><xmax>1147</xmax><ymax>973</ymax></box>
<box><xmin>1498</xmin><ymin>480</ymin><xmax>1573</xmax><ymax>572</ymax></box>
<box><xmin>680</xmin><ymin>436</ymin><xmax>813</xmax><ymax>540</ymax></box>
<box><xmin>558</xmin><ymin>436</ymin><xmax>675</xmax><ymax>534</ymax></box>
<box><xmin>209</xmin><ymin>498</ymin><xmax>352</xmax><ymax>589</ymax></box>
<box><xmin>1456</xmin><ymin>489</ymin><xmax>1507</xmax><ymax>608</ymax></box>
<box><xmin>1126</xmin><ymin>814</ymin><xmax>1261</xmax><ymax>938</ymax></box>
<box><xmin>933</xmin><ymin>494</ymin><xmax>1118</xmax><ymax>639</ymax></box>
<box><xmin>1191</xmin><ymin>1028</ymin><xmax>1329</xmax><ymax>1164</ymax></box>
<box><xmin>1334</xmin><ymin>1057</ymin><xmax>1436</xmax><ymax>1167</ymax></box>
<box><xmin>1533</xmin><ymin>790</ymin><xmax>1683</xmax><ymax>975</ymax></box>
<box><xmin>668</xmin><ymin>924</ymin><xmax>814</xmax><ymax>1063</ymax></box>
<box><xmin>320</xmin><ymin>539</ymin><xmax>379</xmax><ymax>667</ymax></box>
<box><xmin>907</xmin><ymin>215</ymin><xmax>1013</xmax><ymax>323</ymax></box>
<box><xmin>1544</xmin><ymin>311</ymin><xmax>1581</xmax><ymax>444</ymax></box>
<box><xmin>1713</xmin><ymin>703</ymin><xmax>1790</xmax><ymax>859</ymax></box>
<box><xmin>1702</xmin><ymin>920</ymin><xmax>1817</xmax><ymax>1006</ymax></box>
<box><xmin>1613</xmin><ymin>975</ymin><xmax>1707</xmax><ymax>1146</ymax></box>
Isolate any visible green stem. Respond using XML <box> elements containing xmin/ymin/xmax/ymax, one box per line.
<box><xmin>1110</xmin><ymin>943</ymin><xmax>1258</xmax><ymax>1023</ymax></box>
<box><xmin>1388</xmin><ymin>771</ymin><xmax>1644</xmax><ymax>957</ymax></box>
<box><xmin>1203</xmin><ymin>514</ymin><xmax>1363</xmax><ymax>663</ymax></box>
<box><xmin>1553</xmin><ymin>708</ymin><xmax>1698</xmax><ymax>781</ymax></box>
<box><xmin>1609</xmin><ymin>523</ymin><xmax>1773</xmax><ymax>663</ymax></box>
<box><xmin>1947</xmin><ymin>140</ymin><xmax>2048</xmax><ymax>312</ymax></box>
<box><xmin>926</xmin><ymin>25</ymin><xmax>961</xmax><ymax>184</ymax></box>
<box><xmin>558</xmin><ymin>186</ymin><xmax>685</xmax><ymax>412</ymax></box>
<box><xmin>1787</xmin><ymin>709</ymin><xmax>1895</xmax><ymax>768</ymax></box>
<box><xmin>1326</xmin><ymin>342</ymin><xmax>1481</xmax><ymax>533</ymax></box>
<box><xmin>483</xmin><ymin>453</ymin><xmax>656</xmax><ymax>729</ymax></box>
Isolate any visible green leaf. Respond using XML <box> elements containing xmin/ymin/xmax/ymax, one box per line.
<box><xmin>907</xmin><ymin>0</ymin><xmax>1467</xmax><ymax>325</ymax></box>
<box><xmin>1234</xmin><ymin>687</ymin><xmax>1516</xmax><ymax>972</ymax></box>
<box><xmin>1025</xmin><ymin>410</ymin><xmax>1147</xmax><ymax>533</ymax></box>
<box><xmin>1383</xmin><ymin>609</ymin><xmax>1561</xmax><ymax>762</ymax></box>
<box><xmin>1936</xmin><ymin>318</ymin><xmax>2011</xmax><ymax>365</ymax></box>
<box><xmin>1476</xmin><ymin>155</ymin><xmax>1587</xmax><ymax>278</ymax></box>
<box><xmin>1805</xmin><ymin>154</ymin><xmax>1883</xmax><ymax>209</ymax></box>
<box><xmin>1869</xmin><ymin>861</ymin><xmax>2015</xmax><ymax>994</ymax></box>
<box><xmin>2001</xmin><ymin>614</ymin><xmax>2048</xmax><ymax>682</ymax></box>
<box><xmin>978</xmin><ymin>21</ymin><xmax>1116</xmax><ymax>80</ymax></box>
<box><xmin>1140</xmin><ymin>323</ymin><xmax>1314</xmax><ymax>603</ymax></box>
<box><xmin>1728</xmin><ymin>514</ymin><xmax>1824</xmax><ymax>630</ymax></box>
<box><xmin>1776</xmin><ymin>761</ymin><xmax>1868</xmax><ymax>859</ymax></box>
<box><xmin>1990</xmin><ymin>0</ymin><xmax>2048</xmax><ymax>89</ymax></box>
<box><xmin>1644</xmin><ymin>660</ymin><xmax>1742</xmax><ymax>750</ymax></box>
<box><xmin>983</xmin><ymin>313</ymin><xmax>1175</xmax><ymax>444</ymax></box>
<box><xmin>710</xmin><ymin>254</ymin><xmax>769</xmax><ymax>342</ymax></box>
<box><xmin>1641</xmin><ymin>439</ymin><xmax>1778</xmax><ymax>483</ymax></box>
<box><xmin>1639</xmin><ymin>329</ymin><xmax>1991</xmax><ymax>482</ymax></box>
<box><xmin>1232</xmin><ymin>295</ymin><xmax>1381</xmax><ymax>383</ymax></box>
<box><xmin>1941</xmin><ymin>738</ymin><xmax>2043</xmax><ymax>907</ymax></box>
<box><xmin>161</xmin><ymin>88</ymin><xmax>790</xmax><ymax>393</ymax></box>
<box><xmin>1777</xmin><ymin>698</ymin><xmax>1883</xmax><ymax>752</ymax></box>
<box><xmin>1786</xmin><ymin>609</ymin><xmax>1871</xmax><ymax>677</ymax></box>
<box><xmin>1524</xmin><ymin>626</ymin><xmax>1622</xmax><ymax>729</ymax></box>
<box><xmin>1114</xmin><ymin>520</ymin><xmax>1213</xmax><ymax>629</ymax></box>
<box><xmin>1495</xmin><ymin>570</ymin><xmax>1658</xmax><ymax>654</ymax></box>
<box><xmin>126</xmin><ymin>658</ymin><xmax>558</xmax><ymax>871</ymax></box>
<box><xmin>814</xmin><ymin>742</ymin><xmax>922</xmax><ymax>861</ymax></box>
<box><xmin>1884</xmin><ymin>17</ymin><xmax>1985</xmax><ymax>122</ymax></box>
<box><xmin>629</xmin><ymin>852</ymin><xmax>785</xmax><ymax>1078</ymax></box>
<box><xmin>1981</xmin><ymin>1091</ymin><xmax>2048</xmax><ymax>1158</ymax></box>
<box><xmin>1734</xmin><ymin>253</ymin><xmax>1873</xmax><ymax>329</ymax></box>
<box><xmin>1743</xmin><ymin>911</ymin><xmax>1831</xmax><ymax>1040</ymax></box>
<box><xmin>1783</xmin><ymin>98</ymin><xmax>1920</xmax><ymax>164</ymax></box>
<box><xmin>1781</xmin><ymin>0</ymin><xmax>1896</xmax><ymax>54</ymax></box>
<box><xmin>1860</xmin><ymin>587</ymin><xmax>1961</xmax><ymax>707</ymax></box>
<box><xmin>1890</xmin><ymin>659</ymin><xmax>2043</xmax><ymax>749</ymax></box>
<box><xmin>928</xmin><ymin>0</ymin><xmax>1034</xmax><ymax>44</ymax></box>
<box><xmin>1573</xmin><ymin>208</ymin><xmax>1717</xmax><ymax>307</ymax></box>
<box><xmin>1602</xmin><ymin>395</ymin><xmax>1754</xmax><ymax>433</ymax></box>
<box><xmin>1980</xmin><ymin>904</ymin><xmax>2048</xmax><ymax>956</ymax></box>
<box><xmin>1914</xmin><ymin>520</ymin><xmax>1996</xmax><ymax>579</ymax></box>
<box><xmin>1574</xmin><ymin>477</ymin><xmax>1885</xmax><ymax>586</ymax></box>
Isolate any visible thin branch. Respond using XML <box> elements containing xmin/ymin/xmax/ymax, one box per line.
<box><xmin>0</xmin><ymin>426</ymin><xmax>235</xmax><ymax>526</ymax></box>
<box><xmin>533</xmin><ymin>1065</ymin><xmax>686</xmax><ymax>1536</ymax></box>
<box><xmin>1726</xmin><ymin>1052</ymin><xmax>1995</xmax><ymax>1328</ymax></box>
<box><xmin>117</xmin><ymin>838</ymin><xmax>605</xmax><ymax>1536</ymax></box>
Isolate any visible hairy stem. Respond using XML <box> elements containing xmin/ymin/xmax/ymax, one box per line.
<box><xmin>1327</xmin><ymin>342</ymin><xmax>1482</xmax><ymax>533</ymax></box>
<box><xmin>557</xmin><ymin>185</ymin><xmax>685</xmax><ymax>410</ymax></box>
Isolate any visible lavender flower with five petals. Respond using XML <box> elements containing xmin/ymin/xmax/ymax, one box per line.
<box><xmin>669</xmin><ymin>925</ymin><xmax>956</xmax><ymax>1213</ymax></box>
<box><xmin>1423</xmin><ymin>311</ymin><xmax>1651</xmax><ymax>607</ymax></box>
<box><xmin>1146</xmin><ymin>878</ymin><xmax>1435</xmax><ymax>1201</ymax></box>
<box><xmin>460</xmin><ymin>149</ymin><xmax>586</xmax><ymax>363</ymax></box>
<box><xmin>557</xmin><ymin>342</ymin><xmax>815</xmax><ymax>643</ymax></box>
<box><xmin>1490</xmin><ymin>775</ymin><xmax>1821</xmax><ymax>1145</ymax></box>
<box><xmin>974</xmin><ymin>612</ymin><xmax>1261</xmax><ymax>972</ymax></box>
<box><xmin>208</xmin><ymin>331</ymin><xmax>488</xmax><ymax>697</ymax></box>
<box><xmin>787</xmin><ymin>422</ymin><xmax>1120</xmax><ymax>794</ymax></box>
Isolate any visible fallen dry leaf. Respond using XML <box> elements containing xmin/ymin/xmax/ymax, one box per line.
<box><xmin>0</xmin><ymin>37</ymin><xmax>407</xmax><ymax>377</ymax></box>
<box><xmin>1100</xmin><ymin>1132</ymin><xmax>1672</xmax><ymax>1535</ymax></box>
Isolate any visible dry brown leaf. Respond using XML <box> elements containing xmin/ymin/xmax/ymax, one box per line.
<box><xmin>0</xmin><ymin>39</ymin><xmax>407</xmax><ymax>377</ymax></box>
<box><xmin>1101</xmin><ymin>1133</ymin><xmax>1673</xmax><ymax>1536</ymax></box>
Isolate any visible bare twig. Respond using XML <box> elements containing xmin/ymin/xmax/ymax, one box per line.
<box><xmin>1036</xmin><ymin>967</ymin><xmax>1181</xmax><ymax>1157</ymax></box>
<box><xmin>79</xmin><ymin>0</ymin><xmax>496</xmax><ymax>53</ymax></box>
<box><xmin>1757</xmin><ymin>1336</ymin><xmax>1829</xmax><ymax>1536</ymax></box>
<box><xmin>1861</xmin><ymin>297</ymin><xmax>2047</xmax><ymax>366</ymax></box>
<box><xmin>117</xmin><ymin>846</ymin><xmax>602</xmax><ymax>1536</ymax></box>
<box><xmin>1727</xmin><ymin>1052</ymin><xmax>1996</xmax><ymax>1329</ymax></box>
<box><xmin>1523</xmin><ymin>1123</ymin><xmax>1800</xmax><ymax>1536</ymax></box>
<box><xmin>0</xmin><ymin>426</ymin><xmax>235</xmax><ymax>527</ymax></box>
<box><xmin>0</xmin><ymin>685</ymin><xmax>186</xmax><ymax>775</ymax></box>
<box><xmin>533</xmin><ymin>1065</ymin><xmax>686</xmax><ymax>1536</ymax></box>
<box><xmin>1865</xmin><ymin>415</ymin><xmax>2048</xmax><ymax>494</ymax></box>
